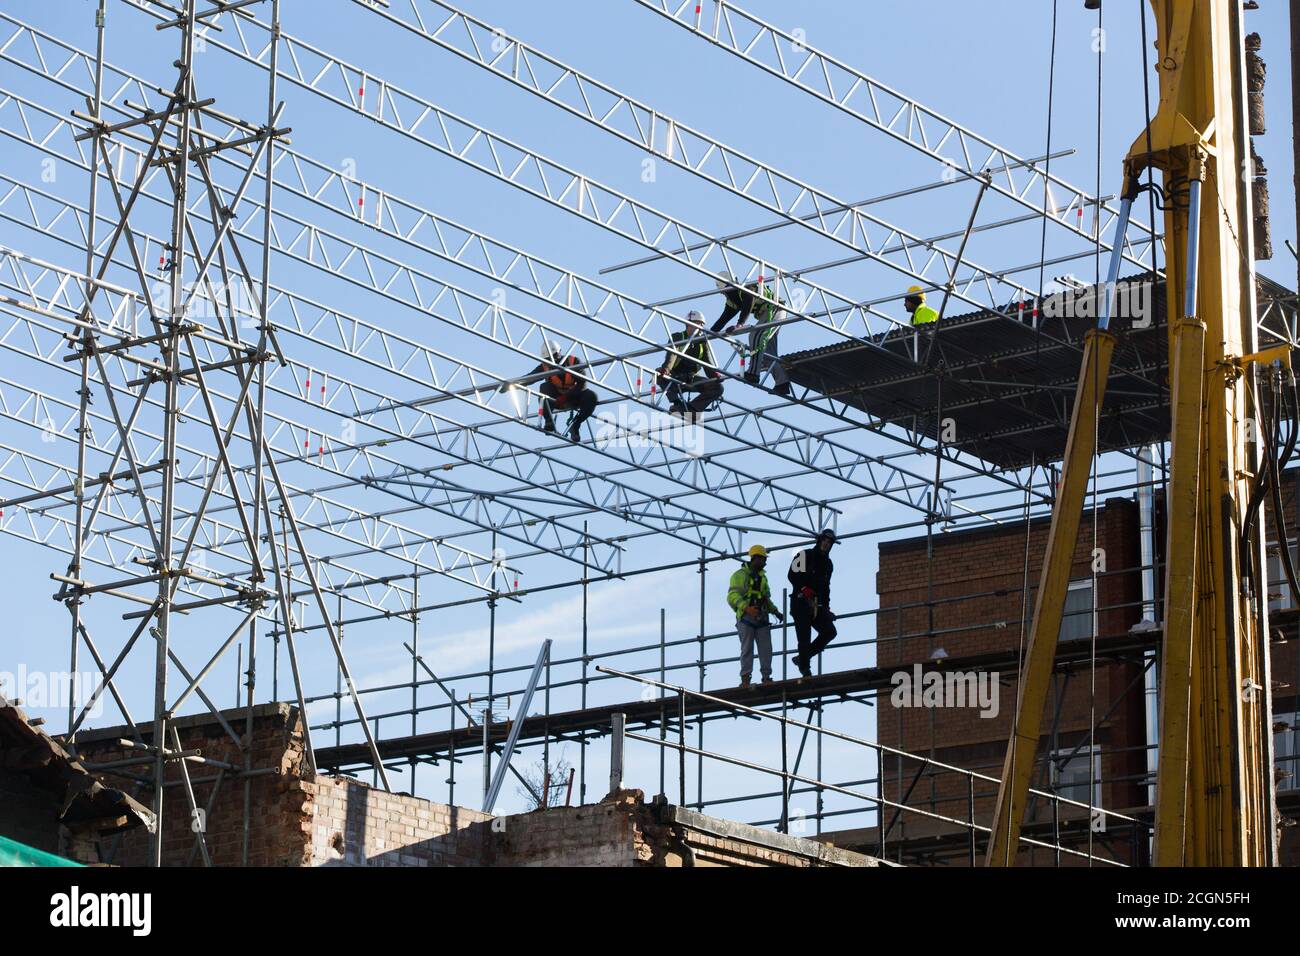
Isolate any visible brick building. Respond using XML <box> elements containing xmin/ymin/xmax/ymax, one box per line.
<box><xmin>875</xmin><ymin>497</ymin><xmax>1148</xmax><ymax>865</ymax></box>
<box><xmin>872</xmin><ymin>471</ymin><xmax>1300</xmax><ymax>866</ymax></box>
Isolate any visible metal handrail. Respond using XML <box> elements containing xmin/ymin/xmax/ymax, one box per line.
<box><xmin>598</xmin><ymin>664</ymin><xmax>1144</xmax><ymax>866</ymax></box>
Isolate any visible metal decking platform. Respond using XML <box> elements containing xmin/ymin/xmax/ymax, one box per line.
<box><xmin>784</xmin><ymin>274</ymin><xmax>1295</xmax><ymax>470</ymax></box>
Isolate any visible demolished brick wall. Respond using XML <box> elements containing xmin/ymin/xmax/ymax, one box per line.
<box><xmin>309</xmin><ymin>775</ymin><xmax>491</xmax><ymax>866</ymax></box>
<box><xmin>70</xmin><ymin>706</ymin><xmax>880</xmax><ymax>867</ymax></box>
<box><xmin>73</xmin><ymin>703</ymin><xmax>312</xmax><ymax>866</ymax></box>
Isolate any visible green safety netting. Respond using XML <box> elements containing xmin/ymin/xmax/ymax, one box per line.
<box><xmin>0</xmin><ymin>833</ymin><xmax>82</xmax><ymax>867</ymax></box>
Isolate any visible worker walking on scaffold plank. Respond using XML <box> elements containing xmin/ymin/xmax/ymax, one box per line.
<box><xmin>727</xmin><ymin>544</ymin><xmax>785</xmax><ymax>687</ymax></box>
<box><xmin>787</xmin><ymin>528</ymin><xmax>837</xmax><ymax>679</ymax></box>
<box><xmin>657</xmin><ymin>310</ymin><xmax>723</xmax><ymax>422</ymax></box>
<box><xmin>711</xmin><ymin>274</ymin><xmax>791</xmax><ymax>396</ymax></box>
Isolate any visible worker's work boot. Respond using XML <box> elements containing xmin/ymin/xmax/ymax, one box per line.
<box><xmin>761</xmin><ymin>676</ymin><xmax>774</xmax><ymax>684</ymax></box>
<box><xmin>542</xmin><ymin>419</ymin><xmax>556</xmax><ymax>434</ymax></box>
<box><xmin>772</xmin><ymin>382</ymin><xmax>791</xmax><ymax>397</ymax></box>
<box><xmin>567</xmin><ymin>423</ymin><xmax>582</xmax><ymax>443</ymax></box>
<box><xmin>739</xmin><ymin>676</ymin><xmax>751</xmax><ymax>688</ymax></box>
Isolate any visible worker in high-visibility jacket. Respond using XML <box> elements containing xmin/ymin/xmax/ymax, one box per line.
<box><xmin>657</xmin><ymin>311</ymin><xmax>723</xmax><ymax>422</ymax></box>
<box><xmin>532</xmin><ymin>343</ymin><xmax>598</xmax><ymax>442</ymax></box>
<box><xmin>727</xmin><ymin>544</ymin><xmax>785</xmax><ymax>687</ymax></box>
<box><xmin>904</xmin><ymin>285</ymin><xmax>939</xmax><ymax>326</ymax></box>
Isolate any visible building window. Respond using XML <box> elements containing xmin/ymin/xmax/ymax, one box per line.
<box><xmin>1051</xmin><ymin>746</ymin><xmax>1102</xmax><ymax>807</ymax></box>
<box><xmin>1267</xmin><ymin>540</ymin><xmax>1298</xmax><ymax>611</ymax></box>
<box><xmin>1276</xmin><ymin>712</ymin><xmax>1299</xmax><ymax>792</ymax></box>
<box><xmin>1059</xmin><ymin>578</ymin><xmax>1094</xmax><ymax>642</ymax></box>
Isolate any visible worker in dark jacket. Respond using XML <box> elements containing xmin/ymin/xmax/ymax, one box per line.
<box><xmin>713</xmin><ymin>275</ymin><xmax>791</xmax><ymax>396</ymax></box>
<box><xmin>532</xmin><ymin>343</ymin><xmax>597</xmax><ymax>442</ymax></box>
<box><xmin>787</xmin><ymin>528</ymin><xmax>837</xmax><ymax>678</ymax></box>
<box><xmin>711</xmin><ymin>274</ymin><xmax>760</xmax><ymax>332</ymax></box>
<box><xmin>657</xmin><ymin>311</ymin><xmax>722</xmax><ymax>422</ymax></box>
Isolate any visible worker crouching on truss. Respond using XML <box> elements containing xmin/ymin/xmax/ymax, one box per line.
<box><xmin>534</xmin><ymin>342</ymin><xmax>598</xmax><ymax>443</ymax></box>
<box><xmin>657</xmin><ymin>310</ymin><xmax>723</xmax><ymax>422</ymax></box>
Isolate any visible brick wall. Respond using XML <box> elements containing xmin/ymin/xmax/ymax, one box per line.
<box><xmin>309</xmin><ymin>783</ymin><xmax>882</xmax><ymax>867</ymax></box>
<box><xmin>489</xmin><ymin>792</ymin><xmax>647</xmax><ymax>866</ymax></box>
<box><xmin>72</xmin><ymin>706</ymin><xmax>881</xmax><ymax>867</ymax></box>
<box><xmin>309</xmin><ymin>776</ymin><xmax>490</xmax><ymax>866</ymax></box>
<box><xmin>875</xmin><ymin>497</ymin><xmax>1147</xmax><ymax>865</ymax></box>
<box><xmin>73</xmin><ymin>703</ymin><xmax>312</xmax><ymax>866</ymax></box>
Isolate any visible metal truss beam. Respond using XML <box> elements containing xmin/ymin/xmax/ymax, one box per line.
<box><xmin>0</xmin><ymin>11</ymin><xmax>1118</xmax><ymax>528</ymax></box>
<box><xmin>0</xmin><ymin>154</ymin><xmax>842</xmax><ymax>543</ymax></box>
<box><xmin>108</xmin><ymin>0</ymin><xmax>1149</xmax><ymax>373</ymax></box>
<box><xmin>358</xmin><ymin>0</ymin><xmax>1151</xmax><ymax>319</ymax></box>
<box><xmin>0</xmin><ymin>80</ymin><xmax>1029</xmax><ymax>522</ymax></box>
<box><xmin>0</xmin><ymin>207</ymin><xmax>766</xmax><ymax>561</ymax></box>
<box><xmin>630</xmin><ymin>0</ymin><xmax>1156</xmax><ymax>257</ymax></box>
<box><xmin>0</xmin><ymin>255</ymin><xmax>646</xmax><ymax>586</ymax></box>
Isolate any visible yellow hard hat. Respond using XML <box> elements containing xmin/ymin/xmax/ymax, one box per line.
<box><xmin>747</xmin><ymin>544</ymin><xmax>768</xmax><ymax>558</ymax></box>
<box><xmin>906</xmin><ymin>285</ymin><xmax>925</xmax><ymax>298</ymax></box>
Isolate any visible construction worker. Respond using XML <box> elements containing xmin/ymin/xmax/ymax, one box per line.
<box><xmin>904</xmin><ymin>285</ymin><xmax>939</xmax><ymax>326</ymax></box>
<box><xmin>727</xmin><ymin>544</ymin><xmax>784</xmax><ymax>687</ymax></box>
<box><xmin>657</xmin><ymin>311</ymin><xmax>722</xmax><ymax>422</ymax></box>
<box><xmin>713</xmin><ymin>275</ymin><xmax>791</xmax><ymax>396</ymax></box>
<box><xmin>532</xmin><ymin>343</ymin><xmax>598</xmax><ymax>442</ymax></box>
<box><xmin>787</xmin><ymin>528</ymin><xmax>837</xmax><ymax>678</ymax></box>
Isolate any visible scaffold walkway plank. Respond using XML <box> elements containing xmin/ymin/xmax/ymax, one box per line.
<box><xmin>314</xmin><ymin>630</ymin><xmax>1160</xmax><ymax>771</ymax></box>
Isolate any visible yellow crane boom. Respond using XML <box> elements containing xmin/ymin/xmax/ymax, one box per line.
<box><xmin>987</xmin><ymin>0</ymin><xmax>1276</xmax><ymax>867</ymax></box>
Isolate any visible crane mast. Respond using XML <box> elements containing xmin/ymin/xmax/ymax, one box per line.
<box><xmin>988</xmin><ymin>0</ymin><xmax>1278</xmax><ymax>866</ymax></box>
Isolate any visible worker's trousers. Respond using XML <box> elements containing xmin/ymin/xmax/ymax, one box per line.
<box><xmin>791</xmin><ymin>595</ymin><xmax>836</xmax><ymax>664</ymax></box>
<box><xmin>539</xmin><ymin>383</ymin><xmax>597</xmax><ymax>433</ymax></box>
<box><xmin>736</xmin><ymin>616</ymin><xmax>773</xmax><ymax>681</ymax></box>
<box><xmin>666</xmin><ymin>377</ymin><xmax>722</xmax><ymax>419</ymax></box>
<box><xmin>747</xmin><ymin>319</ymin><xmax>788</xmax><ymax>388</ymax></box>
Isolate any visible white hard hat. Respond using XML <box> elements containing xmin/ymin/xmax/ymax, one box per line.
<box><xmin>686</xmin><ymin>310</ymin><xmax>704</xmax><ymax>325</ymax></box>
<box><xmin>716</xmin><ymin>273</ymin><xmax>735</xmax><ymax>291</ymax></box>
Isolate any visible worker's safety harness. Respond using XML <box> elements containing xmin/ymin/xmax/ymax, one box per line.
<box><xmin>544</xmin><ymin>357</ymin><xmax>582</xmax><ymax>398</ymax></box>
<box><xmin>734</xmin><ymin>284</ymin><xmax>782</xmax><ymax>372</ymax></box>
<box><xmin>738</xmin><ymin>566</ymin><xmax>767</xmax><ymax>607</ymax></box>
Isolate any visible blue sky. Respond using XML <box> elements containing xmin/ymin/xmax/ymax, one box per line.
<box><xmin>0</xmin><ymin>0</ymin><xmax>1294</xmax><ymax>828</ymax></box>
